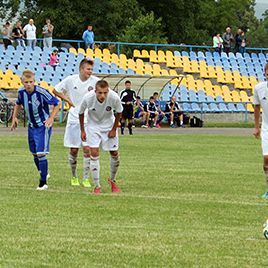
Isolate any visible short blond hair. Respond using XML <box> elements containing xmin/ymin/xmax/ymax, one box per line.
<box><xmin>21</xmin><ymin>70</ymin><xmax>35</xmax><ymax>80</ymax></box>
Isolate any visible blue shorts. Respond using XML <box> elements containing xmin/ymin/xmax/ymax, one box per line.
<box><xmin>134</xmin><ymin>108</ymin><xmax>142</xmax><ymax>118</ymax></box>
<box><xmin>28</xmin><ymin>125</ymin><xmax>52</xmax><ymax>155</ymax></box>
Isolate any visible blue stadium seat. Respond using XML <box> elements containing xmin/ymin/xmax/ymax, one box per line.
<box><xmin>191</xmin><ymin>103</ymin><xmax>201</xmax><ymax>112</ymax></box>
<box><xmin>174</xmin><ymin>51</ymin><xmax>181</xmax><ymax>57</ymax></box>
<box><xmin>127</xmin><ymin>68</ymin><xmax>135</xmax><ymax>75</ymax></box>
<box><xmin>236</xmin><ymin>103</ymin><xmax>246</xmax><ymax>112</ymax></box>
<box><xmin>209</xmin><ymin>103</ymin><xmax>220</xmax><ymax>112</ymax></box>
<box><xmin>219</xmin><ymin>103</ymin><xmax>229</xmax><ymax>112</ymax></box>
<box><xmin>201</xmin><ymin>103</ymin><xmax>211</xmax><ymax>112</ymax></box>
<box><xmin>118</xmin><ymin>68</ymin><xmax>126</xmax><ymax>74</ymax></box>
<box><xmin>197</xmin><ymin>90</ymin><xmax>206</xmax><ymax>102</ymax></box>
<box><xmin>182</xmin><ymin>103</ymin><xmax>191</xmax><ymax>112</ymax></box>
<box><xmin>181</xmin><ymin>51</ymin><xmax>189</xmax><ymax>57</ymax></box>
<box><xmin>206</xmin><ymin>96</ymin><xmax>215</xmax><ymax>103</ymax></box>
<box><xmin>215</xmin><ymin>96</ymin><xmax>224</xmax><ymax>103</ymax></box>
<box><xmin>227</xmin><ymin>103</ymin><xmax>237</xmax><ymax>112</ymax></box>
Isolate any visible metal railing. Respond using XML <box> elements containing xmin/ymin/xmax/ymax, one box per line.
<box><xmin>33</xmin><ymin>38</ymin><xmax>268</xmax><ymax>55</ymax></box>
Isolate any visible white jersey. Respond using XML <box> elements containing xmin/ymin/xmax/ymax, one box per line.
<box><xmin>54</xmin><ymin>74</ymin><xmax>100</xmax><ymax>124</ymax></box>
<box><xmin>79</xmin><ymin>89</ymin><xmax>123</xmax><ymax>132</ymax></box>
<box><xmin>253</xmin><ymin>82</ymin><xmax>268</xmax><ymax>131</ymax></box>
<box><xmin>23</xmin><ymin>24</ymin><xmax>36</xmax><ymax>39</ymax></box>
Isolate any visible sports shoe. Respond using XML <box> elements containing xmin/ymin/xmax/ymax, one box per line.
<box><xmin>180</xmin><ymin>124</ymin><xmax>185</xmax><ymax>128</ymax></box>
<box><xmin>170</xmin><ymin>124</ymin><xmax>177</xmax><ymax>128</ymax></box>
<box><xmin>93</xmin><ymin>187</ymin><xmax>102</xmax><ymax>194</ymax></box>
<box><xmin>156</xmin><ymin>124</ymin><xmax>161</xmax><ymax>128</ymax></box>
<box><xmin>82</xmin><ymin>179</ymin><xmax>91</xmax><ymax>188</ymax></box>
<box><xmin>141</xmin><ymin>124</ymin><xmax>148</xmax><ymax>128</ymax></box>
<box><xmin>36</xmin><ymin>184</ymin><xmax>48</xmax><ymax>191</ymax></box>
<box><xmin>71</xmin><ymin>177</ymin><xmax>80</xmax><ymax>186</ymax></box>
<box><xmin>108</xmin><ymin>178</ymin><xmax>121</xmax><ymax>193</ymax></box>
<box><xmin>261</xmin><ymin>192</ymin><xmax>268</xmax><ymax>199</ymax></box>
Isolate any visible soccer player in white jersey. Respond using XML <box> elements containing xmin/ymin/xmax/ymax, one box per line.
<box><xmin>53</xmin><ymin>59</ymin><xmax>100</xmax><ymax>187</ymax></box>
<box><xmin>253</xmin><ymin>63</ymin><xmax>268</xmax><ymax>198</ymax></box>
<box><xmin>79</xmin><ymin>80</ymin><xmax>123</xmax><ymax>194</ymax></box>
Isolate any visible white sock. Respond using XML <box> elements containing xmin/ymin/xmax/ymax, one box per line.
<box><xmin>90</xmin><ymin>156</ymin><xmax>100</xmax><ymax>188</ymax></box>
<box><xmin>83</xmin><ymin>155</ymin><xmax>90</xmax><ymax>180</ymax></box>
<box><xmin>170</xmin><ymin>121</ymin><xmax>173</xmax><ymax>125</ymax></box>
<box><xmin>68</xmin><ymin>154</ymin><xmax>77</xmax><ymax>178</ymax></box>
<box><xmin>110</xmin><ymin>155</ymin><xmax>120</xmax><ymax>181</ymax></box>
<box><xmin>180</xmin><ymin>120</ymin><xmax>183</xmax><ymax>125</ymax></box>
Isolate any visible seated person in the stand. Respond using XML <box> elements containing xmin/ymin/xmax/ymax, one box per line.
<box><xmin>165</xmin><ymin>96</ymin><xmax>184</xmax><ymax>128</ymax></box>
<box><xmin>153</xmin><ymin>92</ymin><xmax>165</xmax><ymax>128</ymax></box>
<box><xmin>144</xmin><ymin>96</ymin><xmax>158</xmax><ymax>128</ymax></box>
<box><xmin>133</xmin><ymin>96</ymin><xmax>147</xmax><ymax>128</ymax></box>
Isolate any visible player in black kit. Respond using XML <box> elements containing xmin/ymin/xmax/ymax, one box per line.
<box><xmin>120</xmin><ymin>80</ymin><xmax>136</xmax><ymax>135</ymax></box>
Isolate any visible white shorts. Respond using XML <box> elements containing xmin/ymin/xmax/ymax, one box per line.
<box><xmin>86</xmin><ymin>128</ymin><xmax>119</xmax><ymax>151</ymax></box>
<box><xmin>261</xmin><ymin>132</ymin><xmax>268</xmax><ymax>156</ymax></box>
<box><xmin>64</xmin><ymin>123</ymin><xmax>90</xmax><ymax>148</ymax></box>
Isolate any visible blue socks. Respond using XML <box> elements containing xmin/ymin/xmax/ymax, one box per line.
<box><xmin>38</xmin><ymin>156</ymin><xmax>48</xmax><ymax>183</ymax></box>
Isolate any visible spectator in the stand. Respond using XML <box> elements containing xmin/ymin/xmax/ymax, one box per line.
<box><xmin>144</xmin><ymin>96</ymin><xmax>158</xmax><ymax>128</ymax></box>
<box><xmin>222</xmin><ymin>27</ymin><xmax>234</xmax><ymax>54</ymax></box>
<box><xmin>213</xmin><ymin>33</ymin><xmax>223</xmax><ymax>54</ymax></box>
<box><xmin>133</xmin><ymin>96</ymin><xmax>147</xmax><ymax>128</ymax></box>
<box><xmin>49</xmin><ymin>49</ymin><xmax>59</xmax><ymax>70</ymax></box>
<box><xmin>42</xmin><ymin>18</ymin><xmax>54</xmax><ymax>48</ymax></box>
<box><xmin>2</xmin><ymin>22</ymin><xmax>12</xmax><ymax>49</ymax></box>
<box><xmin>238</xmin><ymin>30</ymin><xmax>246</xmax><ymax>56</ymax></box>
<box><xmin>165</xmin><ymin>96</ymin><xmax>184</xmax><ymax>128</ymax></box>
<box><xmin>234</xmin><ymin>28</ymin><xmax>242</xmax><ymax>53</ymax></box>
<box><xmin>23</xmin><ymin>19</ymin><xmax>37</xmax><ymax>50</ymax></box>
<box><xmin>12</xmin><ymin>21</ymin><xmax>25</xmax><ymax>47</ymax></box>
<box><xmin>82</xmin><ymin>25</ymin><xmax>94</xmax><ymax>50</ymax></box>
<box><xmin>153</xmin><ymin>92</ymin><xmax>165</xmax><ymax>128</ymax></box>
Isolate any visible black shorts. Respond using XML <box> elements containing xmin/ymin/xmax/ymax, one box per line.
<box><xmin>149</xmin><ymin>113</ymin><xmax>156</xmax><ymax>119</ymax></box>
<box><xmin>122</xmin><ymin>104</ymin><xmax>134</xmax><ymax>120</ymax></box>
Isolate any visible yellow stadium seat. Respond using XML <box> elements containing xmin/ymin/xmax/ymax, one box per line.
<box><xmin>161</xmin><ymin>69</ymin><xmax>169</xmax><ymax>76</ymax></box>
<box><xmin>207</xmin><ymin>66</ymin><xmax>217</xmax><ymax>78</ymax></box>
<box><xmin>222</xmin><ymin>85</ymin><xmax>230</xmax><ymax>94</ymax></box>
<box><xmin>144</xmin><ymin>64</ymin><xmax>153</xmax><ymax>75</ymax></box>
<box><xmin>77</xmin><ymin>48</ymin><xmax>86</xmax><ymax>56</ymax></box>
<box><xmin>169</xmin><ymin>69</ymin><xmax>177</xmax><ymax>76</ymax></box>
<box><xmin>135</xmin><ymin>67</ymin><xmax>144</xmax><ymax>75</ymax></box>
<box><xmin>103</xmin><ymin>48</ymin><xmax>110</xmax><ymax>56</ymax></box>
<box><xmin>231</xmin><ymin>91</ymin><xmax>241</xmax><ymax>102</ymax></box>
<box><xmin>173</xmin><ymin>56</ymin><xmax>183</xmax><ymax>68</ymax></box>
<box><xmin>133</xmin><ymin>49</ymin><xmax>141</xmax><ymax>58</ymax></box>
<box><xmin>225</xmin><ymin>71</ymin><xmax>234</xmax><ymax>84</ymax></box>
<box><xmin>214</xmin><ymin>85</ymin><xmax>223</xmax><ymax>97</ymax></box>
<box><xmin>69</xmin><ymin>47</ymin><xmax>77</xmax><ymax>55</ymax></box>
<box><xmin>111</xmin><ymin>53</ymin><xmax>119</xmax><ymax>65</ymax></box>
<box><xmin>141</xmin><ymin>50</ymin><xmax>150</xmax><ymax>58</ymax></box>
<box><xmin>206</xmin><ymin>88</ymin><xmax>215</xmax><ymax>97</ymax></box>
<box><xmin>157</xmin><ymin>50</ymin><xmax>166</xmax><ymax>63</ymax></box>
<box><xmin>247</xmin><ymin>103</ymin><xmax>254</xmax><ymax>112</ymax></box>
<box><xmin>204</xmin><ymin>79</ymin><xmax>213</xmax><ymax>91</ymax></box>
<box><xmin>102</xmin><ymin>54</ymin><xmax>111</xmax><ymax>64</ymax></box>
<box><xmin>166</xmin><ymin>56</ymin><xmax>175</xmax><ymax>68</ymax></box>
<box><xmin>196</xmin><ymin>80</ymin><xmax>204</xmax><ymax>90</ymax></box>
<box><xmin>199</xmin><ymin>60</ymin><xmax>207</xmax><ymax>68</ymax></box>
<box><xmin>127</xmin><ymin>59</ymin><xmax>136</xmax><ymax>70</ymax></box>
<box><xmin>149</xmin><ymin>50</ymin><xmax>158</xmax><ymax>63</ymax></box>
<box><xmin>183</xmin><ymin>61</ymin><xmax>191</xmax><ymax>73</ymax></box>
<box><xmin>86</xmin><ymin>48</ymin><xmax>94</xmax><ymax>59</ymax></box>
<box><xmin>136</xmin><ymin>59</ymin><xmax>144</xmax><ymax>69</ymax></box>
<box><xmin>200</xmin><ymin>66</ymin><xmax>208</xmax><ymax>78</ymax></box>
<box><xmin>241</xmin><ymin>76</ymin><xmax>251</xmax><ymax>89</ymax></box>
<box><xmin>39</xmin><ymin>81</ymin><xmax>49</xmax><ymax>89</ymax></box>
<box><xmin>94</xmin><ymin>48</ymin><xmax>102</xmax><ymax>59</ymax></box>
<box><xmin>166</xmin><ymin>50</ymin><xmax>173</xmax><ymax>58</ymax></box>
<box><xmin>5</xmin><ymin>70</ymin><xmax>14</xmax><ymax>78</ymax></box>
<box><xmin>217</xmin><ymin>72</ymin><xmax>226</xmax><ymax>83</ymax></box>
<box><xmin>240</xmin><ymin>91</ymin><xmax>250</xmax><ymax>102</ymax></box>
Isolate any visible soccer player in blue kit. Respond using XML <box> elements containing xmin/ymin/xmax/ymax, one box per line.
<box><xmin>11</xmin><ymin>70</ymin><xmax>60</xmax><ymax>190</ymax></box>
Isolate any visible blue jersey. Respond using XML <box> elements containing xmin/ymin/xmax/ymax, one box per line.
<box><xmin>16</xmin><ymin>85</ymin><xmax>59</xmax><ymax>128</ymax></box>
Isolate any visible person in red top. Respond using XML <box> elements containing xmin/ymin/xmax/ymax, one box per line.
<box><xmin>49</xmin><ymin>49</ymin><xmax>59</xmax><ymax>70</ymax></box>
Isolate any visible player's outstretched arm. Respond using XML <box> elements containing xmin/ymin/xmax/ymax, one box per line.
<box><xmin>108</xmin><ymin>112</ymin><xmax>121</xmax><ymax>138</ymax></box>
<box><xmin>44</xmin><ymin>103</ymin><xmax>61</xmax><ymax>128</ymax></box>
<box><xmin>254</xmin><ymin>104</ymin><xmax>261</xmax><ymax>139</ymax></box>
<box><xmin>52</xmin><ymin>89</ymin><xmax>75</xmax><ymax>107</ymax></box>
<box><xmin>11</xmin><ymin>104</ymin><xmax>22</xmax><ymax>131</ymax></box>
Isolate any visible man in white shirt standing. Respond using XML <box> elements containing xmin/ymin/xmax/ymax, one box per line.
<box><xmin>253</xmin><ymin>63</ymin><xmax>268</xmax><ymax>198</ymax></box>
<box><xmin>23</xmin><ymin>19</ymin><xmax>36</xmax><ymax>50</ymax></box>
<box><xmin>53</xmin><ymin>59</ymin><xmax>100</xmax><ymax>187</ymax></box>
<box><xmin>79</xmin><ymin>80</ymin><xmax>123</xmax><ymax>194</ymax></box>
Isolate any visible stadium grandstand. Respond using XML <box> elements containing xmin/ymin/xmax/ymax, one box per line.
<box><xmin>0</xmin><ymin>41</ymin><xmax>265</xmax><ymax>124</ymax></box>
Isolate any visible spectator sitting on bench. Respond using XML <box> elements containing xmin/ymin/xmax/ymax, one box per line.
<box><xmin>165</xmin><ymin>96</ymin><xmax>184</xmax><ymax>128</ymax></box>
<box><xmin>153</xmin><ymin>92</ymin><xmax>165</xmax><ymax>128</ymax></box>
<box><xmin>133</xmin><ymin>96</ymin><xmax>147</xmax><ymax>128</ymax></box>
<box><xmin>144</xmin><ymin>96</ymin><xmax>158</xmax><ymax>128</ymax></box>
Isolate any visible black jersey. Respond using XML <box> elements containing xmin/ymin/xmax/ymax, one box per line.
<box><xmin>145</xmin><ymin>102</ymin><xmax>157</xmax><ymax>113</ymax></box>
<box><xmin>165</xmin><ymin>101</ymin><xmax>182</xmax><ymax>112</ymax></box>
<box><xmin>120</xmin><ymin>89</ymin><xmax>136</xmax><ymax>104</ymax></box>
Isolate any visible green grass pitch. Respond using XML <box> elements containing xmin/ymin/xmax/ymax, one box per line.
<box><xmin>1</xmin><ymin>131</ymin><xmax>268</xmax><ymax>267</ymax></box>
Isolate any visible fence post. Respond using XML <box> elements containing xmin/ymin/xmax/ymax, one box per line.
<box><xmin>245</xmin><ymin>102</ymin><xmax>248</xmax><ymax>122</ymax></box>
<box><xmin>117</xmin><ymin>44</ymin><xmax>120</xmax><ymax>56</ymax></box>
